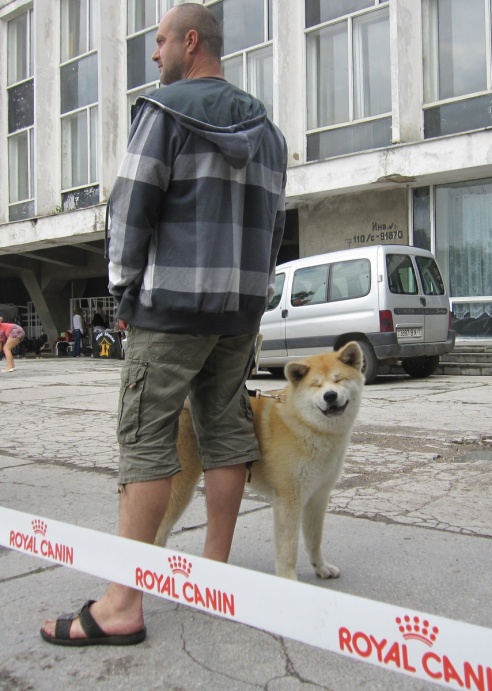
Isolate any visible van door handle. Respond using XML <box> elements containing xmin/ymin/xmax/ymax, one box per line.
<box><xmin>420</xmin><ymin>297</ymin><xmax>427</xmax><ymax>307</ymax></box>
<box><xmin>282</xmin><ymin>309</ymin><xmax>288</xmax><ymax>319</ymax></box>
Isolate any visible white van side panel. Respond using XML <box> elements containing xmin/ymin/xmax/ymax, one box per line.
<box><xmin>285</xmin><ymin>298</ymin><xmax>378</xmax><ymax>357</ymax></box>
<box><xmin>258</xmin><ymin>245</ymin><xmax>454</xmax><ymax>371</ymax></box>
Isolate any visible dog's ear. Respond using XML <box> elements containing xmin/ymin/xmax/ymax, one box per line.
<box><xmin>338</xmin><ymin>342</ymin><xmax>362</xmax><ymax>371</ymax></box>
<box><xmin>285</xmin><ymin>361</ymin><xmax>310</xmax><ymax>385</ymax></box>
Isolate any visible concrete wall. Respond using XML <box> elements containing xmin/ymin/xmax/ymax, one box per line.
<box><xmin>298</xmin><ymin>188</ymin><xmax>408</xmax><ymax>257</ymax></box>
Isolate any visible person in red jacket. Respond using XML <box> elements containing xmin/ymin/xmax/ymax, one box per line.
<box><xmin>0</xmin><ymin>317</ymin><xmax>25</xmax><ymax>372</ymax></box>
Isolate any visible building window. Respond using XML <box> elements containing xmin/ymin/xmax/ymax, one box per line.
<box><xmin>127</xmin><ymin>0</ymin><xmax>173</xmax><ymax>35</ymax></box>
<box><xmin>306</xmin><ymin>1</ymin><xmax>391</xmax><ymax>160</ymax></box>
<box><xmin>7</xmin><ymin>10</ymin><xmax>35</xmax><ymax>221</ymax></box>
<box><xmin>223</xmin><ymin>45</ymin><xmax>273</xmax><ymax>119</ymax></box>
<box><xmin>422</xmin><ymin>0</ymin><xmax>492</xmax><ymax>138</ymax></box>
<box><xmin>60</xmin><ymin>0</ymin><xmax>99</xmax><ymax>207</ymax></box>
<box><xmin>207</xmin><ymin>0</ymin><xmax>274</xmax><ymax>120</ymax></box>
<box><xmin>412</xmin><ymin>187</ymin><xmax>431</xmax><ymax>252</ymax></box>
<box><xmin>126</xmin><ymin>1</ymin><xmax>174</xmax><ymax>127</ymax></box>
<box><xmin>61</xmin><ymin>0</ymin><xmax>98</xmax><ymax>62</ymax></box>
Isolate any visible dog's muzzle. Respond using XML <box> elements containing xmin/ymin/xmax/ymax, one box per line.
<box><xmin>320</xmin><ymin>391</ymin><xmax>349</xmax><ymax>416</ymax></box>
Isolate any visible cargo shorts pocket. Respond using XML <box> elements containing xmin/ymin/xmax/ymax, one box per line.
<box><xmin>239</xmin><ymin>390</ymin><xmax>254</xmax><ymax>425</ymax></box>
<box><xmin>117</xmin><ymin>361</ymin><xmax>149</xmax><ymax>444</ymax></box>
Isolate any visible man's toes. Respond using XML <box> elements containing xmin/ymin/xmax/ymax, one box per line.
<box><xmin>41</xmin><ymin>620</ymin><xmax>56</xmax><ymax>637</ymax></box>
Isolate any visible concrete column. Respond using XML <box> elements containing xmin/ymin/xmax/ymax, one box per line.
<box><xmin>98</xmin><ymin>0</ymin><xmax>127</xmax><ymax>202</ymax></box>
<box><xmin>390</xmin><ymin>0</ymin><xmax>423</xmax><ymax>144</ymax></box>
<box><xmin>20</xmin><ymin>271</ymin><xmax>60</xmax><ymax>345</ymax></box>
<box><xmin>34</xmin><ymin>0</ymin><xmax>61</xmax><ymax>215</ymax></box>
<box><xmin>273</xmin><ymin>0</ymin><xmax>305</xmax><ymax>166</ymax></box>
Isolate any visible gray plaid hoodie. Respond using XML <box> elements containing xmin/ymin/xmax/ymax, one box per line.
<box><xmin>108</xmin><ymin>78</ymin><xmax>287</xmax><ymax>335</ymax></box>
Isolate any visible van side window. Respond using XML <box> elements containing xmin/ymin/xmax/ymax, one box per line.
<box><xmin>291</xmin><ymin>266</ymin><xmax>328</xmax><ymax>306</ymax></box>
<box><xmin>415</xmin><ymin>256</ymin><xmax>445</xmax><ymax>295</ymax></box>
<box><xmin>330</xmin><ymin>259</ymin><xmax>371</xmax><ymax>300</ymax></box>
<box><xmin>386</xmin><ymin>254</ymin><xmax>418</xmax><ymax>295</ymax></box>
<box><xmin>267</xmin><ymin>272</ymin><xmax>285</xmax><ymax>310</ymax></box>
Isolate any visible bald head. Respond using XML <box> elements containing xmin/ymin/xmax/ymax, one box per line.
<box><xmin>166</xmin><ymin>3</ymin><xmax>222</xmax><ymax>60</ymax></box>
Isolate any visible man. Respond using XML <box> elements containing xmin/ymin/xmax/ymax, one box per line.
<box><xmin>41</xmin><ymin>3</ymin><xmax>287</xmax><ymax>645</ymax></box>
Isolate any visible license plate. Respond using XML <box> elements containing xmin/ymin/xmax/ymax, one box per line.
<box><xmin>397</xmin><ymin>327</ymin><xmax>422</xmax><ymax>338</ymax></box>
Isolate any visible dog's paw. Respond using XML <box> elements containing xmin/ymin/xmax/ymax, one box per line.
<box><xmin>313</xmin><ymin>561</ymin><xmax>340</xmax><ymax>579</ymax></box>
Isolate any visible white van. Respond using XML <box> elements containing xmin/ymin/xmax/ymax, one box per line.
<box><xmin>259</xmin><ymin>245</ymin><xmax>455</xmax><ymax>383</ymax></box>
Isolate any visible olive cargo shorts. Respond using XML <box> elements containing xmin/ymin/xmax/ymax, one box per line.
<box><xmin>117</xmin><ymin>328</ymin><xmax>260</xmax><ymax>484</ymax></box>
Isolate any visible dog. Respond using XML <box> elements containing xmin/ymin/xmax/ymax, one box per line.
<box><xmin>155</xmin><ymin>341</ymin><xmax>364</xmax><ymax>580</ymax></box>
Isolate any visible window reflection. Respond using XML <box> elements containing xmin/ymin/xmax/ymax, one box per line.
<box><xmin>435</xmin><ymin>179</ymin><xmax>492</xmax><ymax>322</ymax></box>
<box><xmin>306</xmin><ymin>5</ymin><xmax>390</xmax><ymax>145</ymax></box>
<box><xmin>423</xmin><ymin>0</ymin><xmax>487</xmax><ymax>103</ymax></box>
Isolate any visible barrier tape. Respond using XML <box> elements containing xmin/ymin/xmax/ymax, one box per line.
<box><xmin>1</xmin><ymin>506</ymin><xmax>491</xmax><ymax>690</ymax></box>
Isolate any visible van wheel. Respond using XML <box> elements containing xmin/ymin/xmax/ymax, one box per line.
<box><xmin>355</xmin><ymin>341</ymin><xmax>379</xmax><ymax>384</ymax></box>
<box><xmin>402</xmin><ymin>355</ymin><xmax>440</xmax><ymax>378</ymax></box>
<box><xmin>268</xmin><ymin>367</ymin><xmax>285</xmax><ymax>378</ymax></box>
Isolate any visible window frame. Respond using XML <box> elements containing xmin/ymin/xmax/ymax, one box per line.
<box><xmin>422</xmin><ymin>0</ymin><xmax>492</xmax><ymax>107</ymax></box>
<box><xmin>59</xmin><ymin>0</ymin><xmax>99</xmax><ymax>199</ymax></box>
<box><xmin>222</xmin><ymin>42</ymin><xmax>274</xmax><ymax>119</ymax></box>
<box><xmin>305</xmin><ymin>2</ymin><xmax>391</xmax><ymax>136</ymax></box>
<box><xmin>7</xmin><ymin>8</ymin><xmax>35</xmax><ymax>221</ymax></box>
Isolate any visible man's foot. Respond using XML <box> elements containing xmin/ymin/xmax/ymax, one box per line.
<box><xmin>40</xmin><ymin>596</ymin><xmax>145</xmax><ymax>646</ymax></box>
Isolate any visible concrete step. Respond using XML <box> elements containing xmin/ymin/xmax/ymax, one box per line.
<box><xmin>435</xmin><ymin>361</ymin><xmax>492</xmax><ymax>376</ymax></box>
<box><xmin>387</xmin><ymin>344</ymin><xmax>492</xmax><ymax>376</ymax></box>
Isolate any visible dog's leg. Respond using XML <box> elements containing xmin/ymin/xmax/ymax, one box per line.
<box><xmin>154</xmin><ymin>466</ymin><xmax>202</xmax><ymax>546</ymax></box>
<box><xmin>302</xmin><ymin>484</ymin><xmax>340</xmax><ymax>579</ymax></box>
<box><xmin>154</xmin><ymin>409</ymin><xmax>202</xmax><ymax>547</ymax></box>
<box><xmin>273</xmin><ymin>497</ymin><xmax>302</xmax><ymax>580</ymax></box>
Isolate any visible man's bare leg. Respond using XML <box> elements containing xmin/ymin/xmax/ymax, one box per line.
<box><xmin>41</xmin><ymin>478</ymin><xmax>172</xmax><ymax>640</ymax></box>
<box><xmin>203</xmin><ymin>464</ymin><xmax>247</xmax><ymax>562</ymax></box>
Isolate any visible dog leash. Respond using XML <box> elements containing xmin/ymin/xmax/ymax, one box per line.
<box><xmin>247</xmin><ymin>389</ymin><xmax>286</xmax><ymax>404</ymax></box>
<box><xmin>245</xmin><ymin>389</ymin><xmax>285</xmax><ymax>484</ymax></box>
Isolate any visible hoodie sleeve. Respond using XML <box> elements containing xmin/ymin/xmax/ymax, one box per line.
<box><xmin>267</xmin><ymin>138</ymin><xmax>288</xmax><ymax>303</ymax></box>
<box><xmin>108</xmin><ymin>103</ymin><xmax>179</xmax><ymax>302</ymax></box>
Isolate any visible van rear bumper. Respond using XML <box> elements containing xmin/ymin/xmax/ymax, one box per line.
<box><xmin>369</xmin><ymin>331</ymin><xmax>456</xmax><ymax>360</ymax></box>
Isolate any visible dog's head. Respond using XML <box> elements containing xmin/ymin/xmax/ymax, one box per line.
<box><xmin>284</xmin><ymin>342</ymin><xmax>364</xmax><ymax>431</ymax></box>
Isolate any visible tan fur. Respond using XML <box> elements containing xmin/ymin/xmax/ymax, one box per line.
<box><xmin>155</xmin><ymin>342</ymin><xmax>364</xmax><ymax>580</ymax></box>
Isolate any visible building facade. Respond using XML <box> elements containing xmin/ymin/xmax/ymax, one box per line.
<box><xmin>1</xmin><ymin>0</ymin><xmax>491</xmax><ymax>342</ymax></box>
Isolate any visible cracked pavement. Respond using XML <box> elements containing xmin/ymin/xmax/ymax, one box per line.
<box><xmin>0</xmin><ymin>358</ymin><xmax>491</xmax><ymax>690</ymax></box>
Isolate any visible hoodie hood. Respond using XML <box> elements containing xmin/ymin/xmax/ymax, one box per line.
<box><xmin>137</xmin><ymin>78</ymin><xmax>268</xmax><ymax>168</ymax></box>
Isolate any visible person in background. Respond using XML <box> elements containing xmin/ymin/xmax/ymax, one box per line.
<box><xmin>92</xmin><ymin>307</ymin><xmax>109</xmax><ymax>332</ymax></box>
<box><xmin>71</xmin><ymin>308</ymin><xmax>85</xmax><ymax>357</ymax></box>
<box><xmin>0</xmin><ymin>317</ymin><xmax>25</xmax><ymax>372</ymax></box>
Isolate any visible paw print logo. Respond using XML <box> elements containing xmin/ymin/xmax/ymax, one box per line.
<box><xmin>396</xmin><ymin>615</ymin><xmax>439</xmax><ymax>647</ymax></box>
<box><xmin>168</xmin><ymin>555</ymin><xmax>192</xmax><ymax>578</ymax></box>
<box><xmin>32</xmin><ymin>520</ymin><xmax>47</xmax><ymax>536</ymax></box>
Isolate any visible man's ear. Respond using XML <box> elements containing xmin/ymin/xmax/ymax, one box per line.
<box><xmin>285</xmin><ymin>362</ymin><xmax>310</xmax><ymax>385</ymax></box>
<box><xmin>185</xmin><ymin>28</ymin><xmax>199</xmax><ymax>52</ymax></box>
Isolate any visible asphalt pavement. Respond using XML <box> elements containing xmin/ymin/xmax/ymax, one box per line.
<box><xmin>0</xmin><ymin>355</ymin><xmax>491</xmax><ymax>691</ymax></box>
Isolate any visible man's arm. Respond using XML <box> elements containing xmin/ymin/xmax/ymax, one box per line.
<box><xmin>267</xmin><ymin>139</ymin><xmax>288</xmax><ymax>303</ymax></box>
<box><xmin>108</xmin><ymin>104</ymin><xmax>175</xmax><ymax>301</ymax></box>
